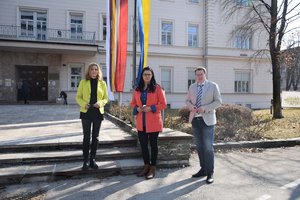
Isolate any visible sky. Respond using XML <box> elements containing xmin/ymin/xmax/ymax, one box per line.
<box><xmin>281</xmin><ymin>0</ymin><xmax>300</xmax><ymax>48</ymax></box>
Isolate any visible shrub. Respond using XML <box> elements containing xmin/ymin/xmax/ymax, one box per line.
<box><xmin>109</xmin><ymin>104</ymin><xmax>133</xmax><ymax>124</ymax></box>
<box><xmin>178</xmin><ymin>106</ymin><xmax>190</xmax><ymax>123</ymax></box>
<box><xmin>107</xmin><ymin>104</ymin><xmax>271</xmax><ymax>142</ymax></box>
<box><xmin>164</xmin><ymin>112</ymin><xmax>192</xmax><ymax>133</ymax></box>
<box><xmin>215</xmin><ymin>104</ymin><xmax>269</xmax><ymax>142</ymax></box>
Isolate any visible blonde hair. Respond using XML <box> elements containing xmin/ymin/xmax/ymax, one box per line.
<box><xmin>85</xmin><ymin>63</ymin><xmax>102</xmax><ymax>80</ymax></box>
<box><xmin>194</xmin><ymin>67</ymin><xmax>207</xmax><ymax>74</ymax></box>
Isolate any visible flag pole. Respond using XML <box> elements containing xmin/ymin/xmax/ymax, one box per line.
<box><xmin>132</xmin><ymin>0</ymin><xmax>137</xmax><ymax>89</ymax></box>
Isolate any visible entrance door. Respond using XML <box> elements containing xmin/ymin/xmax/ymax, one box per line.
<box><xmin>17</xmin><ymin>66</ymin><xmax>48</xmax><ymax>101</ymax></box>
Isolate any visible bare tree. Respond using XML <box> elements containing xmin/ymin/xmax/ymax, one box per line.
<box><xmin>282</xmin><ymin>31</ymin><xmax>300</xmax><ymax>91</ymax></box>
<box><xmin>222</xmin><ymin>0</ymin><xmax>300</xmax><ymax>119</ymax></box>
<box><xmin>281</xmin><ymin>46</ymin><xmax>300</xmax><ymax>91</ymax></box>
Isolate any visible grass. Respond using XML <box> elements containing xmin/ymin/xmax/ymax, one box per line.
<box><xmin>163</xmin><ymin>108</ymin><xmax>300</xmax><ymax>140</ymax></box>
<box><xmin>255</xmin><ymin>108</ymin><xmax>300</xmax><ymax>139</ymax></box>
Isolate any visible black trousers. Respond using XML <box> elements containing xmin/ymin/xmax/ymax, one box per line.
<box><xmin>138</xmin><ymin>131</ymin><xmax>159</xmax><ymax>166</ymax></box>
<box><xmin>63</xmin><ymin>98</ymin><xmax>68</xmax><ymax>105</ymax></box>
<box><xmin>81</xmin><ymin>118</ymin><xmax>102</xmax><ymax>162</ymax></box>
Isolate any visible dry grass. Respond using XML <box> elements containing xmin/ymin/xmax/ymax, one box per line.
<box><xmin>164</xmin><ymin>108</ymin><xmax>300</xmax><ymax>141</ymax></box>
<box><xmin>255</xmin><ymin>108</ymin><xmax>300</xmax><ymax>139</ymax></box>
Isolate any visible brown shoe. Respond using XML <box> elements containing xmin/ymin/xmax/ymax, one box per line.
<box><xmin>137</xmin><ymin>164</ymin><xmax>150</xmax><ymax>177</ymax></box>
<box><xmin>146</xmin><ymin>166</ymin><xmax>156</xmax><ymax>180</ymax></box>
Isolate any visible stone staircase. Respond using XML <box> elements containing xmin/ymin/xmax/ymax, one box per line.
<box><xmin>0</xmin><ymin>107</ymin><xmax>193</xmax><ymax>186</ymax></box>
<box><xmin>0</xmin><ymin>136</ymin><xmax>145</xmax><ymax>186</ymax></box>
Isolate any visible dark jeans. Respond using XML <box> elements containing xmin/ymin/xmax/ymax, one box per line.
<box><xmin>81</xmin><ymin>118</ymin><xmax>102</xmax><ymax>162</ymax></box>
<box><xmin>192</xmin><ymin>117</ymin><xmax>215</xmax><ymax>174</ymax></box>
<box><xmin>23</xmin><ymin>93</ymin><xmax>29</xmax><ymax>104</ymax></box>
<box><xmin>63</xmin><ymin>98</ymin><xmax>68</xmax><ymax>105</ymax></box>
<box><xmin>138</xmin><ymin>131</ymin><xmax>159</xmax><ymax>166</ymax></box>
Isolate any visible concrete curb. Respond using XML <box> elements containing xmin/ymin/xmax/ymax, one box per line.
<box><xmin>104</xmin><ymin>113</ymin><xmax>137</xmax><ymax>136</ymax></box>
<box><xmin>212</xmin><ymin>137</ymin><xmax>300</xmax><ymax>150</ymax></box>
<box><xmin>104</xmin><ymin>113</ymin><xmax>300</xmax><ymax>150</ymax></box>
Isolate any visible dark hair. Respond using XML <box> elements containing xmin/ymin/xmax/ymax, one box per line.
<box><xmin>136</xmin><ymin>66</ymin><xmax>157</xmax><ymax>93</ymax></box>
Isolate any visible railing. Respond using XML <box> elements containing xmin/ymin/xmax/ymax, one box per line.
<box><xmin>0</xmin><ymin>25</ymin><xmax>96</xmax><ymax>45</ymax></box>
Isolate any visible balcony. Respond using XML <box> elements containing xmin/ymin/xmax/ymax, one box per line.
<box><xmin>0</xmin><ymin>25</ymin><xmax>97</xmax><ymax>55</ymax></box>
<box><xmin>0</xmin><ymin>25</ymin><xmax>96</xmax><ymax>45</ymax></box>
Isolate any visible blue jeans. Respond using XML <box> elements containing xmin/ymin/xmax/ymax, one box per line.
<box><xmin>192</xmin><ymin>117</ymin><xmax>215</xmax><ymax>174</ymax></box>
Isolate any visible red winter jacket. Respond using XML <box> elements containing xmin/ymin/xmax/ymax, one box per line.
<box><xmin>130</xmin><ymin>85</ymin><xmax>167</xmax><ymax>133</ymax></box>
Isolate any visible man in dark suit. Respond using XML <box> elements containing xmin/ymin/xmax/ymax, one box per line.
<box><xmin>60</xmin><ymin>91</ymin><xmax>68</xmax><ymax>105</ymax></box>
<box><xmin>21</xmin><ymin>80</ymin><xmax>30</xmax><ymax>104</ymax></box>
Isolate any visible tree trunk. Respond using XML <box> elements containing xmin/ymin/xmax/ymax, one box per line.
<box><xmin>269</xmin><ymin>0</ymin><xmax>284</xmax><ymax>119</ymax></box>
<box><xmin>271</xmin><ymin>52</ymin><xmax>284</xmax><ymax>118</ymax></box>
<box><xmin>286</xmin><ymin>70</ymin><xmax>292</xmax><ymax>90</ymax></box>
<box><xmin>293</xmin><ymin>76</ymin><xmax>299</xmax><ymax>90</ymax></box>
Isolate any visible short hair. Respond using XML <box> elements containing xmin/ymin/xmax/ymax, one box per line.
<box><xmin>85</xmin><ymin>63</ymin><xmax>102</xmax><ymax>80</ymax></box>
<box><xmin>194</xmin><ymin>67</ymin><xmax>207</xmax><ymax>74</ymax></box>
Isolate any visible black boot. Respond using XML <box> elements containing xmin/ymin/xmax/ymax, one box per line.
<box><xmin>82</xmin><ymin>160</ymin><xmax>89</xmax><ymax>170</ymax></box>
<box><xmin>90</xmin><ymin>159</ymin><xmax>99</xmax><ymax>169</ymax></box>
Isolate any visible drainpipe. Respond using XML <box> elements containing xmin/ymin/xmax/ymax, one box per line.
<box><xmin>132</xmin><ymin>0</ymin><xmax>137</xmax><ymax>89</ymax></box>
<box><xmin>203</xmin><ymin>0</ymin><xmax>208</xmax><ymax>76</ymax></box>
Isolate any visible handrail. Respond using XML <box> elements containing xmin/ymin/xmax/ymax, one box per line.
<box><xmin>0</xmin><ymin>25</ymin><xmax>96</xmax><ymax>45</ymax></box>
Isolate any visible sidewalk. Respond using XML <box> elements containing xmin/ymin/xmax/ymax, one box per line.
<box><xmin>0</xmin><ymin>105</ymin><xmax>133</xmax><ymax>146</ymax></box>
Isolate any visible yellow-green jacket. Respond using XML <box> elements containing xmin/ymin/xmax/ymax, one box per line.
<box><xmin>76</xmin><ymin>79</ymin><xmax>108</xmax><ymax>114</ymax></box>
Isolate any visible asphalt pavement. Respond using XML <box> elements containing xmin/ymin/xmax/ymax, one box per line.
<box><xmin>0</xmin><ymin>105</ymin><xmax>299</xmax><ymax>200</ymax></box>
<box><xmin>0</xmin><ymin>147</ymin><xmax>299</xmax><ymax>200</ymax></box>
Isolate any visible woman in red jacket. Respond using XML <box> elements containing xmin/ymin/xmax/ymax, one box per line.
<box><xmin>131</xmin><ymin>66</ymin><xmax>167</xmax><ymax>179</ymax></box>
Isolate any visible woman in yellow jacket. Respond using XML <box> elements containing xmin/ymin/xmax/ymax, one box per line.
<box><xmin>76</xmin><ymin>63</ymin><xmax>108</xmax><ymax>170</ymax></box>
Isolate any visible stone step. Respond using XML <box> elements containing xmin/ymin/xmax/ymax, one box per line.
<box><xmin>0</xmin><ymin>138</ymin><xmax>137</xmax><ymax>153</ymax></box>
<box><xmin>0</xmin><ymin>147</ymin><xmax>141</xmax><ymax>166</ymax></box>
<box><xmin>0</xmin><ymin>158</ymin><xmax>188</xmax><ymax>186</ymax></box>
<box><xmin>0</xmin><ymin>158</ymin><xmax>144</xmax><ymax>186</ymax></box>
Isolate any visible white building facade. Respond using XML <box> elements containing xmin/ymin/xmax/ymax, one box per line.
<box><xmin>0</xmin><ymin>0</ymin><xmax>272</xmax><ymax>109</ymax></box>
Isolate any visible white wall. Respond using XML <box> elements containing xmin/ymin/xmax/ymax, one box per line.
<box><xmin>0</xmin><ymin>0</ymin><xmax>273</xmax><ymax>108</ymax></box>
<box><xmin>0</xmin><ymin>0</ymin><xmax>104</xmax><ymax>40</ymax></box>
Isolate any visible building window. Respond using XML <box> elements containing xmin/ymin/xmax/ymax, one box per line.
<box><xmin>234</xmin><ymin>34</ymin><xmax>251</xmax><ymax>49</ymax></box>
<box><xmin>20</xmin><ymin>10</ymin><xmax>47</xmax><ymax>40</ymax></box>
<box><xmin>236</xmin><ymin>0</ymin><xmax>251</xmax><ymax>6</ymax></box>
<box><xmin>69</xmin><ymin>64</ymin><xmax>83</xmax><ymax>91</ymax></box>
<box><xmin>189</xmin><ymin>0</ymin><xmax>199</xmax><ymax>3</ymax></box>
<box><xmin>134</xmin><ymin>18</ymin><xmax>140</xmax><ymax>43</ymax></box>
<box><xmin>188</xmin><ymin>24</ymin><xmax>198</xmax><ymax>47</ymax></box>
<box><xmin>130</xmin><ymin>16</ymin><xmax>140</xmax><ymax>43</ymax></box>
<box><xmin>70</xmin><ymin>14</ymin><xmax>83</xmax><ymax>39</ymax></box>
<box><xmin>161</xmin><ymin>68</ymin><xmax>172</xmax><ymax>92</ymax></box>
<box><xmin>161</xmin><ymin>21</ymin><xmax>173</xmax><ymax>45</ymax></box>
<box><xmin>188</xmin><ymin>70</ymin><xmax>196</xmax><ymax>89</ymax></box>
<box><xmin>234</xmin><ymin>71</ymin><xmax>251</xmax><ymax>93</ymax></box>
<box><xmin>102</xmin><ymin>15</ymin><xmax>107</xmax><ymax>41</ymax></box>
<box><xmin>101</xmin><ymin>65</ymin><xmax>107</xmax><ymax>83</ymax></box>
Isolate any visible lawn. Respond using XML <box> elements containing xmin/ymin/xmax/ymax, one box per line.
<box><xmin>163</xmin><ymin>108</ymin><xmax>300</xmax><ymax>140</ymax></box>
<box><xmin>254</xmin><ymin>108</ymin><xmax>300</xmax><ymax>139</ymax></box>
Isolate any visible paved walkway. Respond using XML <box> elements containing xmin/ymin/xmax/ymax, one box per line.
<box><xmin>0</xmin><ymin>105</ymin><xmax>133</xmax><ymax>146</ymax></box>
<box><xmin>1</xmin><ymin>147</ymin><xmax>299</xmax><ymax>200</ymax></box>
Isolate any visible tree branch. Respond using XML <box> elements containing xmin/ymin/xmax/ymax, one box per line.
<box><xmin>276</xmin><ymin>0</ymin><xmax>289</xmax><ymax>51</ymax></box>
<box><xmin>258</xmin><ymin>0</ymin><xmax>271</xmax><ymax>12</ymax></box>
